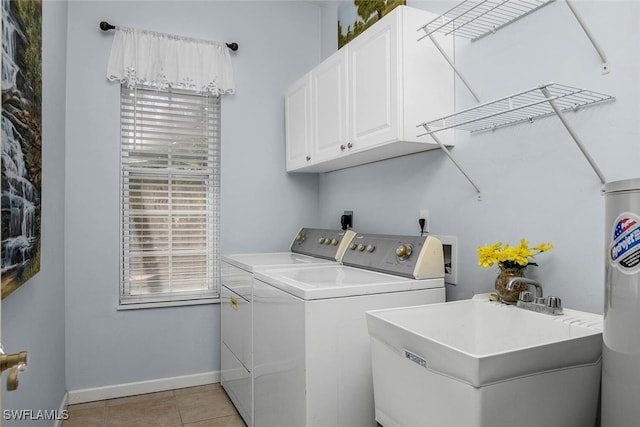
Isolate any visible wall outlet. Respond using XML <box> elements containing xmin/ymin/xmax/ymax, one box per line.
<box><xmin>341</xmin><ymin>211</ymin><xmax>353</xmax><ymax>230</ymax></box>
<box><xmin>419</xmin><ymin>209</ymin><xmax>429</xmax><ymax>233</ymax></box>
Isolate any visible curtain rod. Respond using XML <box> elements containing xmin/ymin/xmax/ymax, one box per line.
<box><xmin>99</xmin><ymin>21</ymin><xmax>239</xmax><ymax>52</ymax></box>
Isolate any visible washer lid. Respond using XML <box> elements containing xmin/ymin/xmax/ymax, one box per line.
<box><xmin>222</xmin><ymin>252</ymin><xmax>336</xmax><ymax>273</ymax></box>
<box><xmin>254</xmin><ymin>264</ymin><xmax>444</xmax><ymax>300</ymax></box>
<box><xmin>605</xmin><ymin>178</ymin><xmax>640</xmax><ymax>194</ymax></box>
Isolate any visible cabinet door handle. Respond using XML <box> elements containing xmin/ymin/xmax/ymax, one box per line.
<box><xmin>306</xmin><ymin>155</ymin><xmax>311</xmax><ymax>161</ymax></box>
<box><xmin>347</xmin><ymin>142</ymin><xmax>353</xmax><ymax>149</ymax></box>
<box><xmin>340</xmin><ymin>144</ymin><xmax>346</xmax><ymax>151</ymax></box>
<box><xmin>230</xmin><ymin>297</ymin><xmax>238</xmax><ymax>310</ymax></box>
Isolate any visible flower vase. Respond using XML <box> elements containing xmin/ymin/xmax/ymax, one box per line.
<box><xmin>494</xmin><ymin>265</ymin><xmax>527</xmax><ymax>304</ymax></box>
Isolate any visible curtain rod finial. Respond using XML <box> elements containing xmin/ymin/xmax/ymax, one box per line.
<box><xmin>100</xmin><ymin>21</ymin><xmax>115</xmax><ymax>31</ymax></box>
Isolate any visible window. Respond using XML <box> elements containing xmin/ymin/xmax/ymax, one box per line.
<box><xmin>119</xmin><ymin>86</ymin><xmax>220</xmax><ymax>307</ymax></box>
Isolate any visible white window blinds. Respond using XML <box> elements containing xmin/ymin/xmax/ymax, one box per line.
<box><xmin>120</xmin><ymin>86</ymin><xmax>220</xmax><ymax>306</ymax></box>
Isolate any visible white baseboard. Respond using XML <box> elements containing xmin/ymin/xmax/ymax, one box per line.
<box><xmin>54</xmin><ymin>391</ymin><xmax>69</xmax><ymax>427</ymax></box>
<box><xmin>67</xmin><ymin>371</ymin><xmax>220</xmax><ymax>405</ymax></box>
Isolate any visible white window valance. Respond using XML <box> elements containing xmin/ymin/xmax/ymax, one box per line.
<box><xmin>106</xmin><ymin>27</ymin><xmax>235</xmax><ymax>95</ymax></box>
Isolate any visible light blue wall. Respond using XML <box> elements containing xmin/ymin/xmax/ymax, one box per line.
<box><xmin>64</xmin><ymin>1</ymin><xmax>321</xmax><ymax>391</ymax></box>
<box><xmin>318</xmin><ymin>0</ymin><xmax>640</xmax><ymax>314</ymax></box>
<box><xmin>1</xmin><ymin>0</ymin><xmax>68</xmax><ymax>423</ymax></box>
<box><xmin>320</xmin><ymin>1</ymin><xmax>339</xmax><ymax>59</ymax></box>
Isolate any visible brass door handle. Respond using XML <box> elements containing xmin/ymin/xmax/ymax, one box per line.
<box><xmin>230</xmin><ymin>296</ymin><xmax>238</xmax><ymax>310</ymax></box>
<box><xmin>0</xmin><ymin>351</ymin><xmax>27</xmax><ymax>373</ymax></box>
<box><xmin>7</xmin><ymin>364</ymin><xmax>26</xmax><ymax>391</ymax></box>
<box><xmin>0</xmin><ymin>346</ymin><xmax>28</xmax><ymax>391</ymax></box>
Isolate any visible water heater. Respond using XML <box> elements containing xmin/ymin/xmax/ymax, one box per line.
<box><xmin>603</xmin><ymin>178</ymin><xmax>640</xmax><ymax>426</ymax></box>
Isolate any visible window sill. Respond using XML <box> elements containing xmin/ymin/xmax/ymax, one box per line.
<box><xmin>117</xmin><ymin>297</ymin><xmax>220</xmax><ymax>311</ymax></box>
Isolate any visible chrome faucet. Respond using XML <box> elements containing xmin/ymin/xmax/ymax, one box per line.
<box><xmin>506</xmin><ymin>277</ymin><xmax>563</xmax><ymax>316</ymax></box>
<box><xmin>506</xmin><ymin>277</ymin><xmax>543</xmax><ymax>301</ymax></box>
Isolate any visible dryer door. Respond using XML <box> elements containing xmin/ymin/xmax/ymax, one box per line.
<box><xmin>220</xmin><ymin>286</ymin><xmax>251</xmax><ymax>370</ymax></box>
<box><xmin>221</xmin><ymin>286</ymin><xmax>253</xmax><ymax>426</ymax></box>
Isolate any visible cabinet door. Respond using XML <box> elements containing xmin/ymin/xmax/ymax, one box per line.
<box><xmin>312</xmin><ymin>50</ymin><xmax>348</xmax><ymax>163</ymax></box>
<box><xmin>348</xmin><ymin>13</ymin><xmax>399</xmax><ymax>151</ymax></box>
<box><xmin>285</xmin><ymin>74</ymin><xmax>312</xmax><ymax>171</ymax></box>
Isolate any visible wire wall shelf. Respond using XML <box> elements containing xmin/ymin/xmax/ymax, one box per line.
<box><xmin>413</xmin><ymin>1</ymin><xmax>613</xmax><ymax>196</ymax></box>
<box><xmin>417</xmin><ymin>83</ymin><xmax>615</xmax><ymax>196</ymax></box>
<box><xmin>417</xmin><ymin>0</ymin><xmax>556</xmax><ymax>42</ymax></box>
<box><xmin>417</xmin><ymin>83</ymin><xmax>615</xmax><ymax>136</ymax></box>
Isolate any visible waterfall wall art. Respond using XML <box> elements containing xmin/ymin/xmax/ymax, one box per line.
<box><xmin>1</xmin><ymin>0</ymin><xmax>42</xmax><ymax>299</ymax></box>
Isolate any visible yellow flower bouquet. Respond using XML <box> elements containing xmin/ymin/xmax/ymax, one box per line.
<box><xmin>477</xmin><ymin>239</ymin><xmax>553</xmax><ymax>270</ymax></box>
<box><xmin>478</xmin><ymin>239</ymin><xmax>553</xmax><ymax>303</ymax></box>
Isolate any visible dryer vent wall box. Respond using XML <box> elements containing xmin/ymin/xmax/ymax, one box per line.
<box><xmin>435</xmin><ymin>235</ymin><xmax>457</xmax><ymax>285</ymax></box>
<box><xmin>285</xmin><ymin>5</ymin><xmax>454</xmax><ymax>173</ymax></box>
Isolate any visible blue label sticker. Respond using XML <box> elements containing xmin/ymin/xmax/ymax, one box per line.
<box><xmin>611</xmin><ymin>213</ymin><xmax>640</xmax><ymax>274</ymax></box>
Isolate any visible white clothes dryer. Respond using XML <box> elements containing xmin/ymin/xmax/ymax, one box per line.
<box><xmin>220</xmin><ymin>228</ymin><xmax>356</xmax><ymax>426</ymax></box>
<box><xmin>252</xmin><ymin>233</ymin><xmax>446</xmax><ymax>427</ymax></box>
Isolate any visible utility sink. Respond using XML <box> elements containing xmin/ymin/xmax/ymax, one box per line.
<box><xmin>366</xmin><ymin>297</ymin><xmax>603</xmax><ymax>427</ymax></box>
<box><xmin>366</xmin><ymin>297</ymin><xmax>602</xmax><ymax>387</ymax></box>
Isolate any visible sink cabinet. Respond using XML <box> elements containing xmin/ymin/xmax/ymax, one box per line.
<box><xmin>285</xmin><ymin>6</ymin><xmax>454</xmax><ymax>173</ymax></box>
<box><xmin>366</xmin><ymin>298</ymin><xmax>603</xmax><ymax>427</ymax></box>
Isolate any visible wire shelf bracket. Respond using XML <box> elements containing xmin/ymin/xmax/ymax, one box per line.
<box><xmin>565</xmin><ymin>0</ymin><xmax>609</xmax><ymax>74</ymax></box>
<box><xmin>423</xmin><ymin>123</ymin><xmax>483</xmax><ymax>201</ymax></box>
<box><xmin>426</xmin><ymin>34</ymin><xmax>481</xmax><ymax>103</ymax></box>
<box><xmin>417</xmin><ymin>82</ymin><xmax>615</xmax><ymax>193</ymax></box>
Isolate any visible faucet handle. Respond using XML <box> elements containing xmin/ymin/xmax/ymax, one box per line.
<box><xmin>546</xmin><ymin>296</ymin><xmax>562</xmax><ymax>309</ymax></box>
<box><xmin>519</xmin><ymin>291</ymin><xmax>534</xmax><ymax>302</ymax></box>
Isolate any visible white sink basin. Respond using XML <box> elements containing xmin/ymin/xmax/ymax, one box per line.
<box><xmin>366</xmin><ymin>298</ymin><xmax>602</xmax><ymax>387</ymax></box>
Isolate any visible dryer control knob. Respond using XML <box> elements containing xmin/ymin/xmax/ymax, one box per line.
<box><xmin>395</xmin><ymin>244</ymin><xmax>412</xmax><ymax>260</ymax></box>
<box><xmin>357</xmin><ymin>243</ymin><xmax>366</xmax><ymax>251</ymax></box>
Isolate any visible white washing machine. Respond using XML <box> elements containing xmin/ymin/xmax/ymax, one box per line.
<box><xmin>221</xmin><ymin>228</ymin><xmax>356</xmax><ymax>426</ymax></box>
<box><xmin>252</xmin><ymin>233</ymin><xmax>446</xmax><ymax>427</ymax></box>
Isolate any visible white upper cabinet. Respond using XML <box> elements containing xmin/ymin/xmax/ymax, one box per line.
<box><xmin>285</xmin><ymin>6</ymin><xmax>454</xmax><ymax>173</ymax></box>
<box><xmin>285</xmin><ymin>74</ymin><xmax>313</xmax><ymax>171</ymax></box>
<box><xmin>312</xmin><ymin>49</ymin><xmax>348</xmax><ymax>165</ymax></box>
<box><xmin>348</xmin><ymin>14</ymin><xmax>398</xmax><ymax>150</ymax></box>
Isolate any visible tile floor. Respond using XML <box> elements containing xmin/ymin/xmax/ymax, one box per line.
<box><xmin>63</xmin><ymin>383</ymin><xmax>246</xmax><ymax>427</ymax></box>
